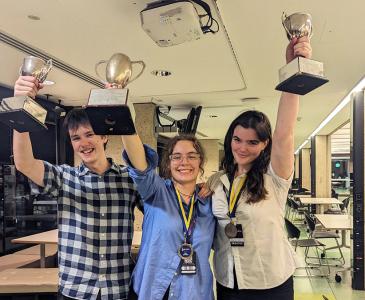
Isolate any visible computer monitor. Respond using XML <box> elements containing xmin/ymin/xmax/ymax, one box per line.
<box><xmin>180</xmin><ymin>106</ymin><xmax>202</xmax><ymax>134</ymax></box>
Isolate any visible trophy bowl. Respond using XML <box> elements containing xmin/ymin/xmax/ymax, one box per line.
<box><xmin>20</xmin><ymin>56</ymin><xmax>53</xmax><ymax>83</ymax></box>
<box><xmin>282</xmin><ymin>12</ymin><xmax>313</xmax><ymax>40</ymax></box>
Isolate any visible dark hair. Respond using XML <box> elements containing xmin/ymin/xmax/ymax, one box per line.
<box><xmin>160</xmin><ymin>134</ymin><xmax>206</xmax><ymax>179</ymax></box>
<box><xmin>222</xmin><ymin>110</ymin><xmax>272</xmax><ymax>204</ymax></box>
<box><xmin>63</xmin><ymin>108</ymin><xmax>108</xmax><ymax>149</ymax></box>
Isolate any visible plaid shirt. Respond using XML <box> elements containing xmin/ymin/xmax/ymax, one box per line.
<box><xmin>29</xmin><ymin>159</ymin><xmax>142</xmax><ymax>300</ymax></box>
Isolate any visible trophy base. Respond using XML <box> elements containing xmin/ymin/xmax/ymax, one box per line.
<box><xmin>276</xmin><ymin>57</ymin><xmax>329</xmax><ymax>95</ymax></box>
<box><xmin>0</xmin><ymin>96</ymin><xmax>48</xmax><ymax>132</ymax></box>
<box><xmin>275</xmin><ymin>72</ymin><xmax>329</xmax><ymax>95</ymax></box>
<box><xmin>88</xmin><ymin>88</ymin><xmax>129</xmax><ymax>106</ymax></box>
<box><xmin>84</xmin><ymin>105</ymin><xmax>136</xmax><ymax>135</ymax></box>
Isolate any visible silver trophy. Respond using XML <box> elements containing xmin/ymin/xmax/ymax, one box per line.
<box><xmin>0</xmin><ymin>56</ymin><xmax>53</xmax><ymax>132</ymax></box>
<box><xmin>276</xmin><ymin>12</ymin><xmax>328</xmax><ymax>95</ymax></box>
<box><xmin>85</xmin><ymin>53</ymin><xmax>145</xmax><ymax>135</ymax></box>
<box><xmin>88</xmin><ymin>53</ymin><xmax>145</xmax><ymax>106</ymax></box>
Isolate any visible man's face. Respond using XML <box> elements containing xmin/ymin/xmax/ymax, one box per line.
<box><xmin>68</xmin><ymin>124</ymin><xmax>107</xmax><ymax>166</ymax></box>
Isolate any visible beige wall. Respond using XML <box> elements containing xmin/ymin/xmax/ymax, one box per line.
<box><xmin>199</xmin><ymin>139</ymin><xmax>219</xmax><ymax>183</ymax></box>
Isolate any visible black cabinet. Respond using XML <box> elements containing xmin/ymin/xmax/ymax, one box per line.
<box><xmin>0</xmin><ymin>164</ymin><xmax>57</xmax><ymax>255</ymax></box>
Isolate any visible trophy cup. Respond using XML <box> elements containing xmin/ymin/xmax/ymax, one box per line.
<box><xmin>85</xmin><ymin>53</ymin><xmax>145</xmax><ymax>135</ymax></box>
<box><xmin>0</xmin><ymin>56</ymin><xmax>53</xmax><ymax>132</ymax></box>
<box><xmin>275</xmin><ymin>12</ymin><xmax>328</xmax><ymax>95</ymax></box>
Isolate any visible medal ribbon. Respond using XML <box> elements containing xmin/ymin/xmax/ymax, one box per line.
<box><xmin>174</xmin><ymin>186</ymin><xmax>195</xmax><ymax>240</ymax></box>
<box><xmin>228</xmin><ymin>175</ymin><xmax>247</xmax><ymax>218</ymax></box>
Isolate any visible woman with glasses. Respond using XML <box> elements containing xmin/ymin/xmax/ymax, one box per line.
<box><xmin>122</xmin><ymin>133</ymin><xmax>215</xmax><ymax>300</ymax></box>
<box><xmin>205</xmin><ymin>37</ymin><xmax>312</xmax><ymax>300</ymax></box>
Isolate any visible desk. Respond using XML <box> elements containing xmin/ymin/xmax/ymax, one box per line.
<box><xmin>12</xmin><ymin>229</ymin><xmax>142</xmax><ymax>267</ymax></box>
<box><xmin>12</xmin><ymin>229</ymin><xmax>57</xmax><ymax>268</ymax></box>
<box><xmin>314</xmin><ymin>214</ymin><xmax>352</xmax><ymax>248</ymax></box>
<box><xmin>299</xmin><ymin>198</ymin><xmax>342</xmax><ymax>213</ymax></box>
<box><xmin>293</xmin><ymin>194</ymin><xmax>311</xmax><ymax>198</ymax></box>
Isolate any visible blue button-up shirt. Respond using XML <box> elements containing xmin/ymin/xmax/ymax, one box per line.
<box><xmin>123</xmin><ymin>145</ymin><xmax>215</xmax><ymax>300</ymax></box>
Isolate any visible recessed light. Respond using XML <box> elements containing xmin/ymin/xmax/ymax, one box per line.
<box><xmin>151</xmin><ymin>70</ymin><xmax>172</xmax><ymax>77</ymax></box>
<box><xmin>28</xmin><ymin>15</ymin><xmax>40</xmax><ymax>21</ymax></box>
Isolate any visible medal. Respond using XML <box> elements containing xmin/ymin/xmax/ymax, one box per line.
<box><xmin>178</xmin><ymin>243</ymin><xmax>193</xmax><ymax>260</ymax></box>
<box><xmin>225</xmin><ymin>222</ymin><xmax>238</xmax><ymax>238</ymax></box>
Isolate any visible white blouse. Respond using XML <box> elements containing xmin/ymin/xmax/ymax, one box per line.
<box><xmin>212</xmin><ymin>164</ymin><xmax>298</xmax><ymax>289</ymax></box>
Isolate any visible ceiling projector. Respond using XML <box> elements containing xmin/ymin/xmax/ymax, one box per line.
<box><xmin>140</xmin><ymin>0</ymin><xmax>214</xmax><ymax>47</ymax></box>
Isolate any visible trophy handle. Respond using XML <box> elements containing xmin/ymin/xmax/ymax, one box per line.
<box><xmin>128</xmin><ymin>61</ymin><xmax>146</xmax><ymax>84</ymax></box>
<box><xmin>281</xmin><ymin>12</ymin><xmax>292</xmax><ymax>40</ymax></box>
<box><xmin>95</xmin><ymin>60</ymin><xmax>108</xmax><ymax>84</ymax></box>
<box><xmin>38</xmin><ymin>59</ymin><xmax>53</xmax><ymax>83</ymax></box>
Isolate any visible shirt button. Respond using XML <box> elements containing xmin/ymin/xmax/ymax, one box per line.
<box><xmin>170</xmin><ymin>293</ymin><xmax>174</xmax><ymax>297</ymax></box>
<box><xmin>101</xmin><ymin>213</ymin><xmax>105</xmax><ymax>217</ymax></box>
<box><xmin>174</xmin><ymin>272</ymin><xmax>178</xmax><ymax>276</ymax></box>
<box><xmin>101</xmin><ymin>254</ymin><xmax>104</xmax><ymax>258</ymax></box>
<box><xmin>101</xmin><ymin>233</ymin><xmax>105</xmax><ymax>237</ymax></box>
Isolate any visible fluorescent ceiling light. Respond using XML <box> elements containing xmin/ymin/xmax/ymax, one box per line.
<box><xmin>295</xmin><ymin>75</ymin><xmax>365</xmax><ymax>154</ymax></box>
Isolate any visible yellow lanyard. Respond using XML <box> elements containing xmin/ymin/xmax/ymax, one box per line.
<box><xmin>175</xmin><ymin>187</ymin><xmax>195</xmax><ymax>233</ymax></box>
<box><xmin>229</xmin><ymin>176</ymin><xmax>246</xmax><ymax>214</ymax></box>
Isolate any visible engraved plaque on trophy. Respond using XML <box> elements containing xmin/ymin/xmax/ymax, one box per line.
<box><xmin>275</xmin><ymin>12</ymin><xmax>329</xmax><ymax>95</ymax></box>
<box><xmin>85</xmin><ymin>53</ymin><xmax>145</xmax><ymax>135</ymax></box>
<box><xmin>0</xmin><ymin>56</ymin><xmax>52</xmax><ymax>132</ymax></box>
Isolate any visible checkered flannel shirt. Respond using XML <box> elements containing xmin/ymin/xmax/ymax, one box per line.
<box><xmin>30</xmin><ymin>159</ymin><xmax>142</xmax><ymax>300</ymax></box>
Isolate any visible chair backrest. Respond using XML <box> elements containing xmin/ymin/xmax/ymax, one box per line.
<box><xmin>340</xmin><ymin>197</ymin><xmax>350</xmax><ymax>211</ymax></box>
<box><xmin>285</xmin><ymin>218</ymin><xmax>300</xmax><ymax>239</ymax></box>
<box><xmin>304</xmin><ymin>211</ymin><xmax>316</xmax><ymax>232</ymax></box>
<box><xmin>291</xmin><ymin>198</ymin><xmax>299</xmax><ymax>210</ymax></box>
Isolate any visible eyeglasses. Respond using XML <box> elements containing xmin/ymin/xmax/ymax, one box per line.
<box><xmin>169</xmin><ymin>153</ymin><xmax>201</xmax><ymax>162</ymax></box>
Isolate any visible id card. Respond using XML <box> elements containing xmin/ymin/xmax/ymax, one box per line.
<box><xmin>229</xmin><ymin>223</ymin><xmax>244</xmax><ymax>247</ymax></box>
<box><xmin>180</xmin><ymin>252</ymin><xmax>197</xmax><ymax>275</ymax></box>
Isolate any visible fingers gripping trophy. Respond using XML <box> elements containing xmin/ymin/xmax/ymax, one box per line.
<box><xmin>275</xmin><ymin>12</ymin><xmax>328</xmax><ymax>95</ymax></box>
<box><xmin>0</xmin><ymin>56</ymin><xmax>52</xmax><ymax>132</ymax></box>
<box><xmin>85</xmin><ymin>53</ymin><xmax>145</xmax><ymax>135</ymax></box>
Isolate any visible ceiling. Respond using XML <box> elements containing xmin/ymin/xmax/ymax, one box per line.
<box><xmin>0</xmin><ymin>0</ymin><xmax>364</xmax><ymax>149</ymax></box>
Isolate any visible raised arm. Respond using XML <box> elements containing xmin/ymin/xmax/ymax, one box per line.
<box><xmin>12</xmin><ymin>76</ymin><xmax>45</xmax><ymax>186</ymax></box>
<box><xmin>271</xmin><ymin>37</ymin><xmax>312</xmax><ymax>179</ymax></box>
<box><xmin>121</xmin><ymin>134</ymin><xmax>148</xmax><ymax>172</ymax></box>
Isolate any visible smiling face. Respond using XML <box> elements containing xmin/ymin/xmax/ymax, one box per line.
<box><xmin>231</xmin><ymin>125</ymin><xmax>268</xmax><ymax>173</ymax></box>
<box><xmin>169</xmin><ymin>140</ymin><xmax>201</xmax><ymax>185</ymax></box>
<box><xmin>69</xmin><ymin>124</ymin><xmax>108</xmax><ymax>166</ymax></box>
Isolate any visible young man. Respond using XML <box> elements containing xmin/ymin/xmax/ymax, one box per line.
<box><xmin>13</xmin><ymin>76</ymin><xmax>142</xmax><ymax>300</ymax></box>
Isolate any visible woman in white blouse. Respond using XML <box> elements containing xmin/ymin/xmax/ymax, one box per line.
<box><xmin>208</xmin><ymin>37</ymin><xmax>312</xmax><ymax>300</ymax></box>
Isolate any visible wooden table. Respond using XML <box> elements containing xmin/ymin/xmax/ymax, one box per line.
<box><xmin>12</xmin><ymin>229</ymin><xmax>142</xmax><ymax>267</ymax></box>
<box><xmin>12</xmin><ymin>229</ymin><xmax>57</xmax><ymax>268</ymax></box>
<box><xmin>314</xmin><ymin>214</ymin><xmax>353</xmax><ymax>248</ymax></box>
<box><xmin>299</xmin><ymin>197</ymin><xmax>342</xmax><ymax>213</ymax></box>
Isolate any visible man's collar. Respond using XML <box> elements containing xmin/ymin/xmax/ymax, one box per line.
<box><xmin>78</xmin><ymin>158</ymin><xmax>125</xmax><ymax>176</ymax></box>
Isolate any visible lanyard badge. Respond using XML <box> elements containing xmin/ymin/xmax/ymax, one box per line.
<box><xmin>174</xmin><ymin>186</ymin><xmax>197</xmax><ymax>275</ymax></box>
<box><xmin>224</xmin><ymin>176</ymin><xmax>246</xmax><ymax>246</ymax></box>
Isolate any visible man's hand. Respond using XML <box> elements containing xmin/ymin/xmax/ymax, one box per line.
<box><xmin>285</xmin><ymin>36</ymin><xmax>312</xmax><ymax>63</ymax></box>
<box><xmin>14</xmin><ymin>76</ymin><xmax>43</xmax><ymax>98</ymax></box>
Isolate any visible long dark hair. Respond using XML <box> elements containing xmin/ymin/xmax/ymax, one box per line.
<box><xmin>222</xmin><ymin>110</ymin><xmax>272</xmax><ymax>203</ymax></box>
<box><xmin>160</xmin><ymin>134</ymin><xmax>206</xmax><ymax>179</ymax></box>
